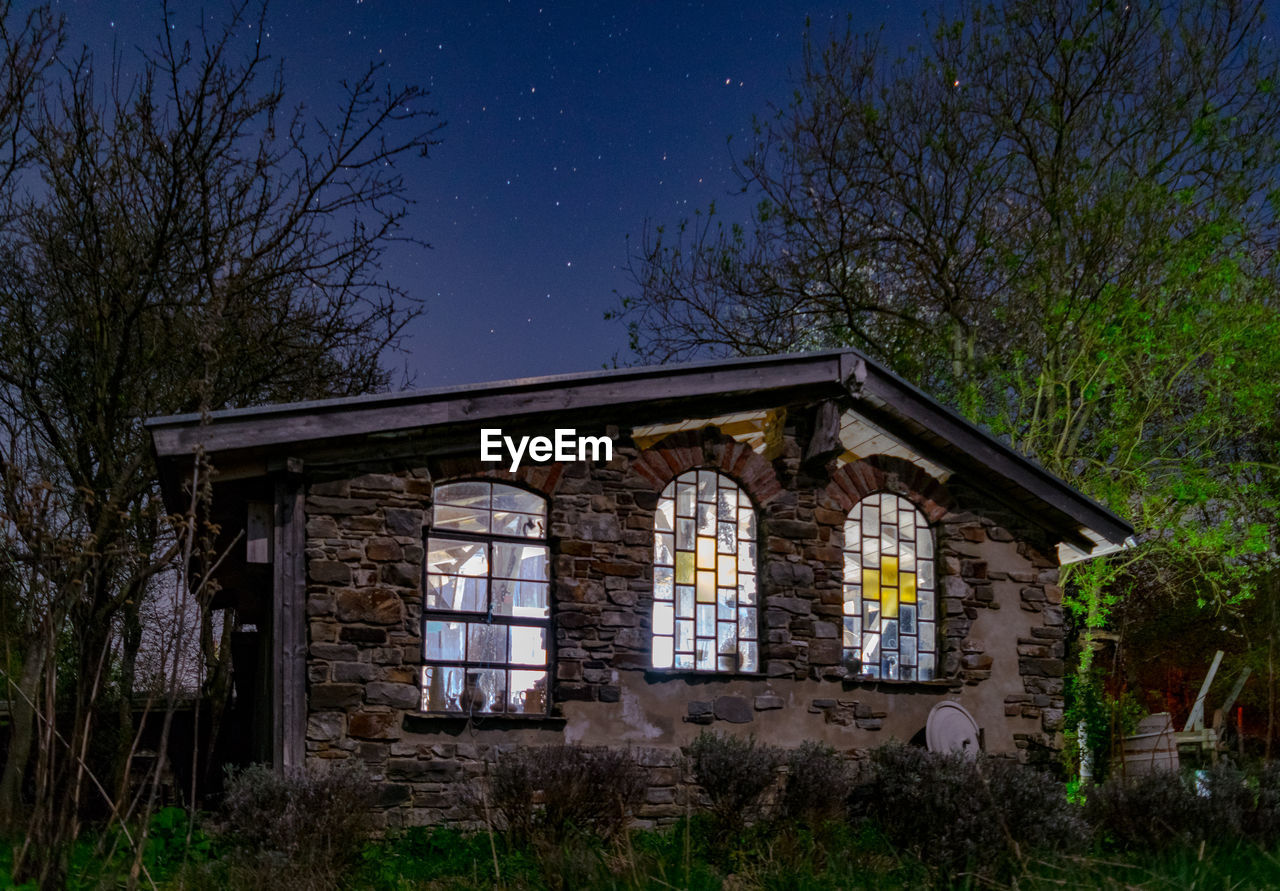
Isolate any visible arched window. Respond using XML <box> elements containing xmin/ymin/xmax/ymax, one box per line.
<box><xmin>651</xmin><ymin>470</ymin><xmax>758</xmax><ymax>672</ymax></box>
<box><xmin>843</xmin><ymin>492</ymin><xmax>936</xmax><ymax>680</ymax></box>
<box><xmin>422</xmin><ymin>481</ymin><xmax>550</xmax><ymax>715</ymax></box>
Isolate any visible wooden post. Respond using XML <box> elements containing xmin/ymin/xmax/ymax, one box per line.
<box><xmin>272</xmin><ymin>457</ymin><xmax>306</xmax><ymax>776</ymax></box>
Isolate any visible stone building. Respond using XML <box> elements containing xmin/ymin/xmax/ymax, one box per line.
<box><xmin>149</xmin><ymin>350</ymin><xmax>1133</xmax><ymax>826</ymax></box>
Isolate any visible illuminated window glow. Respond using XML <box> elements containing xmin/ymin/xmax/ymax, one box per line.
<box><xmin>842</xmin><ymin>492</ymin><xmax>936</xmax><ymax>680</ymax></box>
<box><xmin>423</xmin><ymin>481</ymin><xmax>550</xmax><ymax>715</ymax></box>
<box><xmin>652</xmin><ymin>470</ymin><xmax>758</xmax><ymax>672</ymax></box>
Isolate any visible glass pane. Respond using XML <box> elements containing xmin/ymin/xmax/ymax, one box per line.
<box><xmin>882</xmin><ymin>499</ymin><xmax>897</xmax><ymax>524</ymax></box>
<box><xmin>920</xmin><ymin>621</ymin><xmax>935</xmax><ymax>652</ymax></box>
<box><xmin>500</xmin><ymin>580</ymin><xmax>548</xmax><ymax>618</ymax></box>
<box><xmin>844</xmin><ymin>550</ymin><xmax>861</xmax><ymax>581</ymax></box>
<box><xmin>695</xmin><ymin>638</ymin><xmax>715</xmax><ymax>670</ymax></box>
<box><xmin>862</xmin><ymin>631</ymin><xmax>880</xmax><ymax>664</ymax></box>
<box><xmin>865</xmin><ymin>601</ymin><xmax>881</xmax><ymax>632</ymax></box>
<box><xmin>717</xmin><ymin>522</ymin><xmax>737</xmax><ymax>554</ymax></box>
<box><xmin>676</xmin><ymin>585</ymin><xmax>694</xmax><ymax>617</ymax></box>
<box><xmin>843</xmin><ymin>584</ymin><xmax>860</xmax><ymax>615</ymax></box>
<box><xmin>697</xmin><ymin>470</ymin><xmax>716</xmax><ymax>502</ymax></box>
<box><xmin>900</xmin><ymin>603</ymin><xmax>917</xmax><ymax>635</ymax></box>
<box><xmin>466</xmin><ymin>623</ymin><xmax>507</xmax><ymax>663</ymax></box>
<box><xmin>718</xmin><ymin>489</ymin><xmax>737</xmax><ymax>525</ymax></box>
<box><xmin>862</xmin><ymin>504</ymin><xmax>879</xmax><ymax>529</ymax></box>
<box><xmin>900</xmin><ymin>543</ymin><xmax>916</xmax><ymax>572</ymax></box>
<box><xmin>919</xmin><ymin>559</ymin><xmax>935</xmax><ymax>590</ymax></box>
<box><xmin>427</xmin><ymin>539</ymin><xmax>488</xmax><ymax>576</ymax></box>
<box><xmin>883</xmin><ymin>653</ymin><xmax>900</xmax><ymax>680</ymax></box>
<box><xmin>424</xmin><ymin>620</ymin><xmax>465</xmax><ymax>661</ymax></box>
<box><xmin>654</xmin><ymin>566</ymin><xmax>674</xmax><ymax>600</ymax></box>
<box><xmin>842</xmin><ymin>616</ymin><xmax>860</xmax><ymax>647</ymax></box>
<box><xmin>883</xmin><ymin>555</ymin><xmax>899</xmax><ymax>587</ymax></box>
<box><xmin>717</xmin><ymin>587</ymin><xmax>736</xmax><ymax>619</ymax></box>
<box><xmin>696</xmin><ymin>536</ymin><xmax>716</xmax><ymax>569</ymax></box>
<box><xmin>882</xmin><ymin>619</ymin><xmax>899</xmax><ymax>651</ymax></box>
<box><xmin>918</xmin><ymin>531</ymin><xmax>934</xmax><ymax>558</ymax></box>
<box><xmin>697</xmin><ymin>503</ymin><xmax>715</xmax><ymax>535</ymax></box>
<box><xmin>880</xmin><ymin>524</ymin><xmax>896</xmax><ymax>550</ymax></box>
<box><xmin>717</xmin><ymin>554</ymin><xmax>737</xmax><ymax>587</ymax></box>
<box><xmin>718</xmin><ymin>621</ymin><xmax>737</xmax><ymax>654</ymax></box>
<box><xmin>674</xmin><ymin>652</ymin><xmax>694</xmax><ymax>669</ymax></box>
<box><xmin>882</xmin><ymin>586</ymin><xmax>898</xmax><ymax>619</ymax></box>
<box><xmin>655</xmin><ymin>532</ymin><xmax>675</xmax><ymax>566</ymax></box>
<box><xmin>901</xmin><ymin>635</ymin><xmax>917</xmax><ymax>665</ymax></box>
<box><xmin>676</xmin><ymin>550</ymin><xmax>695</xmax><ymax>584</ymax></box>
<box><xmin>676</xmin><ymin>619</ymin><xmax>694</xmax><ymax>651</ymax></box>
<box><xmin>845</xmin><ymin>520</ymin><xmax>860</xmax><ymax>548</ymax></box>
<box><xmin>426</xmin><ymin>574</ymin><xmax>486</xmax><ymax>612</ymax></box>
<box><xmin>738</xmin><ymin>607</ymin><xmax>757</xmax><ymax>639</ymax></box>
<box><xmin>738</xmin><ymin>509</ymin><xmax>755</xmax><ymax>545</ymax></box>
<box><xmin>508</xmin><ymin>670</ymin><xmax>548</xmax><ymax>713</ymax></box>
<box><xmin>434</xmin><ymin>482</ymin><xmax>490</xmax><ymax>508</ymax></box>
<box><xmin>656</xmin><ymin>497</ymin><xmax>675</xmax><ymax>533</ymax></box>
<box><xmin>652</xmin><ymin>635</ymin><xmax>674</xmax><ymax>668</ymax></box>
<box><xmin>432</xmin><ymin>504</ymin><xmax>488</xmax><ymax>535</ymax></box>
<box><xmin>677</xmin><ymin>518</ymin><xmax>695</xmax><ymax>550</ymax></box>
<box><xmin>739</xmin><ymin>572</ymin><xmax>756</xmax><ymax>605</ymax></box>
<box><xmin>676</xmin><ymin>482</ymin><xmax>696</xmax><ymax>517</ymax></box>
<box><xmin>863</xmin><ymin>568</ymin><xmax>880</xmax><ymax>600</ymax></box>
<box><xmin>491</xmin><ymin>485</ymin><xmax>544</xmax><ymax>515</ymax></box>
<box><xmin>738</xmin><ymin>640</ymin><xmax>758</xmax><ymax>672</ymax></box>
<box><xmin>918</xmin><ymin>588</ymin><xmax>935</xmax><ymax>622</ymax></box>
<box><xmin>460</xmin><ymin>668</ymin><xmax>505</xmax><ymax>714</ymax></box>
<box><xmin>492</xmin><ymin>542</ymin><xmax>548</xmax><ymax>580</ymax></box>
<box><xmin>919</xmin><ymin>652</ymin><xmax>935</xmax><ymax>680</ymax></box>
<box><xmin>901</xmin><ymin>572</ymin><xmax>917</xmax><ymax>604</ymax></box>
<box><xmin>491</xmin><ymin>511</ymin><xmax>545</xmax><ymax>538</ymax></box>
<box><xmin>653</xmin><ymin>602</ymin><xmax>675</xmax><ymax>635</ymax></box>
<box><xmin>509</xmin><ymin>625</ymin><xmax>548</xmax><ymax>665</ymax></box>
<box><xmin>422</xmin><ymin>665</ymin><xmax>466</xmax><ymax>712</ymax></box>
<box><xmin>696</xmin><ymin>570</ymin><xmax>716</xmax><ymax>603</ymax></box>
<box><xmin>696</xmin><ymin>603</ymin><xmax>715</xmax><ymax>632</ymax></box>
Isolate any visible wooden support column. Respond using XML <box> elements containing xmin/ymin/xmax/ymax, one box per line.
<box><xmin>272</xmin><ymin>457</ymin><xmax>306</xmax><ymax>775</ymax></box>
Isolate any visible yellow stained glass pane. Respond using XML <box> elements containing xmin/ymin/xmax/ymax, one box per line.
<box><xmin>862</xmin><ymin>568</ymin><xmax>880</xmax><ymax>600</ymax></box>
<box><xmin>882</xmin><ymin>586</ymin><xmax>899</xmax><ymax>618</ymax></box>
<box><xmin>696</xmin><ymin>536</ymin><xmax>716</xmax><ymax>569</ymax></box>
<box><xmin>883</xmin><ymin>555</ymin><xmax>898</xmax><ymax>587</ymax></box>
<box><xmin>717</xmin><ymin>553</ymin><xmax>737</xmax><ymax>587</ymax></box>
<box><xmin>901</xmin><ymin>571</ymin><xmax>916</xmax><ymax>603</ymax></box>
<box><xmin>676</xmin><ymin>551</ymin><xmax>694</xmax><ymax>584</ymax></box>
<box><xmin>696</xmin><ymin>570</ymin><xmax>716</xmax><ymax>603</ymax></box>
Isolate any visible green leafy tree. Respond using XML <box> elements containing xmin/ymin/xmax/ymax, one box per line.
<box><xmin>616</xmin><ymin>0</ymin><xmax>1280</xmax><ymax>747</ymax></box>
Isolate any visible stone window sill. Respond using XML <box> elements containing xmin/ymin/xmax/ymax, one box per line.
<box><xmin>643</xmin><ymin>669</ymin><xmax>765</xmax><ymax>685</ymax></box>
<box><xmin>402</xmin><ymin>712</ymin><xmax>567</xmax><ymax>733</ymax></box>
<box><xmin>841</xmin><ymin>676</ymin><xmax>961</xmax><ymax>692</ymax></box>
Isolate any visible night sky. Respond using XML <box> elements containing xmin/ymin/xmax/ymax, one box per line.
<box><xmin>48</xmin><ymin>1</ymin><xmax>1280</xmax><ymax>390</ymax></box>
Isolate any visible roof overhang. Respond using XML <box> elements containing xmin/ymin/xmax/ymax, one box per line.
<box><xmin>148</xmin><ymin>349</ymin><xmax>1135</xmax><ymax>562</ymax></box>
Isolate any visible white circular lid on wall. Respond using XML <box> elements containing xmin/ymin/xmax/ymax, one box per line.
<box><xmin>926</xmin><ymin>701</ymin><xmax>980</xmax><ymax>756</ymax></box>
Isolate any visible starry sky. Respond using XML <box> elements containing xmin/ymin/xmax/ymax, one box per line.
<box><xmin>48</xmin><ymin>1</ymin><xmax>1280</xmax><ymax>390</ymax></box>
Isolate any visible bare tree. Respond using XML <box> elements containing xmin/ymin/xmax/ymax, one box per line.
<box><xmin>0</xmin><ymin>1</ymin><xmax>440</xmax><ymax>883</ymax></box>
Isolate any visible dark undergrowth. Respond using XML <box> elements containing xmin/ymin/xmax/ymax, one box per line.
<box><xmin>8</xmin><ymin>743</ymin><xmax>1280</xmax><ymax>888</ymax></box>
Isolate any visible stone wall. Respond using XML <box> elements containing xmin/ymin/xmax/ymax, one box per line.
<box><xmin>297</xmin><ymin>404</ymin><xmax>1067</xmax><ymax>826</ymax></box>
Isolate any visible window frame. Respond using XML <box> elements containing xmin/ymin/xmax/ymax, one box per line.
<box><xmin>650</xmin><ymin>468</ymin><xmax>760</xmax><ymax>674</ymax></box>
<box><xmin>841</xmin><ymin>491</ymin><xmax>938</xmax><ymax>681</ymax></box>
<box><xmin>421</xmin><ymin>480</ymin><xmax>553</xmax><ymax>717</ymax></box>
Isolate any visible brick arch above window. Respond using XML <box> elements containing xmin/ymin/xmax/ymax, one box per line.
<box><xmin>631</xmin><ymin>428</ymin><xmax>783</xmax><ymax>506</ymax></box>
<box><xmin>822</xmin><ymin>455</ymin><xmax>952</xmax><ymax>524</ymax></box>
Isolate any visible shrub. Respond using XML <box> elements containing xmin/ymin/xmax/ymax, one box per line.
<box><xmin>219</xmin><ymin>760</ymin><xmax>375</xmax><ymax>889</ymax></box>
<box><xmin>849</xmin><ymin>743</ymin><xmax>1087</xmax><ymax>878</ymax></box>
<box><xmin>487</xmin><ymin>745</ymin><xmax>648</xmax><ymax>844</ymax></box>
<box><xmin>778</xmin><ymin>741</ymin><xmax>855</xmax><ymax>827</ymax></box>
<box><xmin>686</xmin><ymin>731</ymin><xmax>782</xmax><ymax>832</ymax></box>
<box><xmin>1087</xmin><ymin>760</ymin><xmax>1275</xmax><ymax>851</ymax></box>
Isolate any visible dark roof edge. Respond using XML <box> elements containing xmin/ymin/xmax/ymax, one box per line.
<box><xmin>145</xmin><ymin>350</ymin><xmax>856</xmax><ymax>431</ymax></box>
